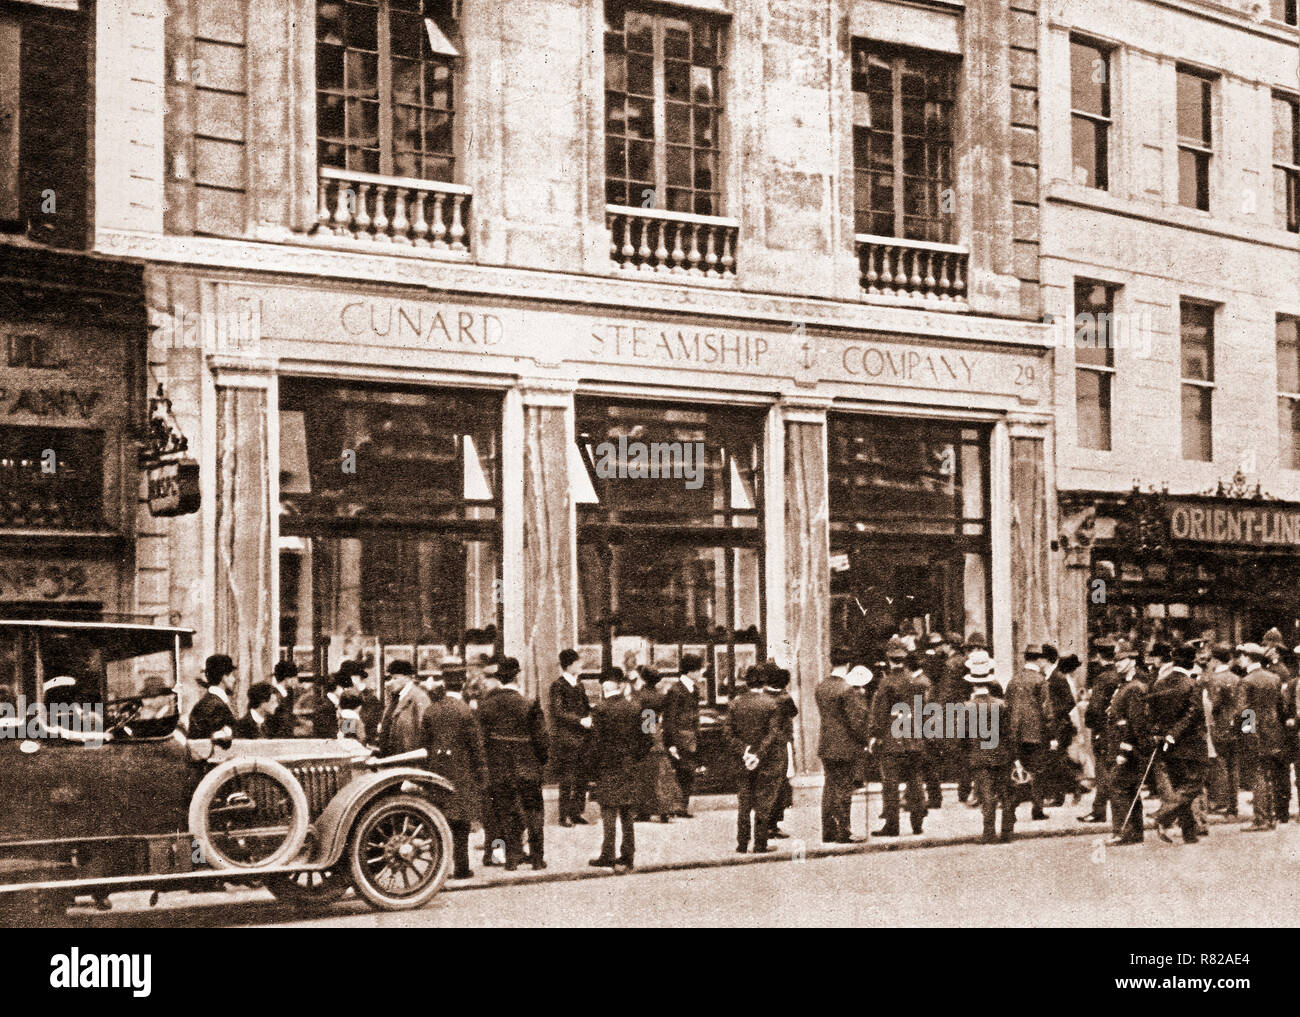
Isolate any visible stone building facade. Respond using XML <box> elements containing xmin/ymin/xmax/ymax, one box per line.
<box><xmin>1041</xmin><ymin>0</ymin><xmax>1300</xmax><ymax>661</ymax></box>
<box><xmin>85</xmin><ymin>0</ymin><xmax>1053</xmax><ymax>772</ymax></box>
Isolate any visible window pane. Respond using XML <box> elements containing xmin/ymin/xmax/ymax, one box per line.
<box><xmin>1071</xmin><ymin>115</ymin><xmax>1108</xmax><ymax>189</ymax></box>
<box><xmin>1282</xmin><ymin>398</ymin><xmax>1300</xmax><ymax>469</ymax></box>
<box><xmin>1181</xmin><ymin>302</ymin><xmax>1215</xmax><ymax>381</ymax></box>
<box><xmin>1275</xmin><ymin>95</ymin><xmax>1299</xmax><ymax>166</ymax></box>
<box><xmin>1280</xmin><ymin>317</ymin><xmax>1300</xmax><ymax>394</ymax></box>
<box><xmin>345</xmin><ymin>49</ymin><xmax>378</xmax><ymax>94</ymax></box>
<box><xmin>1178</xmin><ymin>148</ymin><xmax>1209</xmax><ymax>210</ymax></box>
<box><xmin>1070</xmin><ymin>40</ymin><xmax>1108</xmax><ymax>117</ymax></box>
<box><xmin>1177</xmin><ymin>71</ymin><xmax>1212</xmax><ymax>146</ymax></box>
<box><xmin>1076</xmin><ymin>370</ymin><xmax>1112</xmax><ymax>451</ymax></box>
<box><xmin>1181</xmin><ymin>384</ymin><xmax>1212</xmax><ymax>461</ymax></box>
<box><xmin>1074</xmin><ymin>280</ymin><xmax>1116</xmax><ymax>367</ymax></box>
<box><xmin>345</xmin><ymin>1</ymin><xmax>378</xmax><ymax>52</ymax></box>
<box><xmin>1279</xmin><ymin>167</ymin><xmax>1300</xmax><ymax>232</ymax></box>
<box><xmin>627</xmin><ymin>52</ymin><xmax>653</xmax><ymax>96</ymax></box>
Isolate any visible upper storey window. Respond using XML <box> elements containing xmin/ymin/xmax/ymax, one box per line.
<box><xmin>851</xmin><ymin>41</ymin><xmax>958</xmax><ymax>243</ymax></box>
<box><xmin>316</xmin><ymin>0</ymin><xmax>459</xmax><ymax>182</ymax></box>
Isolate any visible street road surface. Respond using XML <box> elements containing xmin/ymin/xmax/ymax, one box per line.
<box><xmin>53</xmin><ymin>822</ymin><xmax>1300</xmax><ymax>928</ymax></box>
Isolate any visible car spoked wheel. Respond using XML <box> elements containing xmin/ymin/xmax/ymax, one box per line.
<box><xmin>268</xmin><ymin>869</ymin><xmax>350</xmax><ymax>906</ymax></box>
<box><xmin>189</xmin><ymin>758</ymin><xmax>310</xmax><ymax>870</ymax></box>
<box><xmin>347</xmin><ymin>794</ymin><xmax>451</xmax><ymax>911</ymax></box>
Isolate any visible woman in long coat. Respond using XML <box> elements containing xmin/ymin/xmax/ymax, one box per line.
<box><xmin>633</xmin><ymin>668</ymin><xmax>680</xmax><ymax>822</ymax></box>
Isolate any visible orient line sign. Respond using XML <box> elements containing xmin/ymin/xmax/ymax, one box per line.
<box><xmin>1168</xmin><ymin>501</ymin><xmax>1300</xmax><ymax>548</ymax></box>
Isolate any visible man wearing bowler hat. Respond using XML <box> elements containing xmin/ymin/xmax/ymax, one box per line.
<box><xmin>477</xmin><ymin>658</ymin><xmax>549</xmax><ymax>870</ymax></box>
<box><xmin>376</xmin><ymin>659</ymin><xmax>431</xmax><ymax>756</ymax></box>
<box><xmin>422</xmin><ymin>666</ymin><xmax>489</xmax><ymax>879</ymax></box>
<box><xmin>589</xmin><ymin>667</ymin><xmax>651</xmax><ymax>870</ymax></box>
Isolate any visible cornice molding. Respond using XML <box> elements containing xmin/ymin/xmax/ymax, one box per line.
<box><xmin>95</xmin><ymin>229</ymin><xmax>1053</xmax><ymax>350</ymax></box>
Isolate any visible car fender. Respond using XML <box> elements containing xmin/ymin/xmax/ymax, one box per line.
<box><xmin>312</xmin><ymin>768</ymin><xmax>455</xmax><ymax>866</ymax></box>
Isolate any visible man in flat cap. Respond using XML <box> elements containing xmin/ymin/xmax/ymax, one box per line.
<box><xmin>869</xmin><ymin>636</ymin><xmax>929</xmax><ymax>836</ymax></box>
<box><xmin>1106</xmin><ymin>643</ymin><xmax>1152</xmax><ymax>845</ymax></box>
<box><xmin>477</xmin><ymin>658</ymin><xmax>549</xmax><ymax>870</ymax></box>
<box><xmin>1205</xmin><ymin>642</ymin><xmax>1242</xmax><ymax>816</ymax></box>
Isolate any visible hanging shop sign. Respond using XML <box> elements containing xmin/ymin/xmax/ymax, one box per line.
<box><xmin>140</xmin><ymin>382</ymin><xmax>200</xmax><ymax>517</ymax></box>
<box><xmin>146</xmin><ymin>458</ymin><xmax>200</xmax><ymax>517</ymax></box>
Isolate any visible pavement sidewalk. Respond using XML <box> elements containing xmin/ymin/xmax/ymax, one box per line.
<box><xmin>64</xmin><ymin>782</ymin><xmax>1250</xmax><ymax>919</ymax></box>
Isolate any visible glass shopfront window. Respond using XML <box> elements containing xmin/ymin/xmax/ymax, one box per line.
<box><xmin>574</xmin><ymin>398</ymin><xmax>764</xmax><ymax>705</ymax></box>
<box><xmin>828</xmin><ymin>413</ymin><xmax>990</xmax><ymax>665</ymax></box>
<box><xmin>278</xmin><ymin>379</ymin><xmax>501</xmax><ymax>684</ymax></box>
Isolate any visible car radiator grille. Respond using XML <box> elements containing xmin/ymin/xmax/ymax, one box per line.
<box><xmin>289</xmin><ymin>764</ymin><xmax>345</xmax><ymax>819</ymax></box>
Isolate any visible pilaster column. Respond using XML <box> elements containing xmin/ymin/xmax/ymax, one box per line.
<box><xmin>516</xmin><ymin>380</ymin><xmax>578</xmax><ymax>700</ymax></box>
<box><xmin>779</xmin><ymin>396</ymin><xmax>832</xmax><ymax>774</ymax></box>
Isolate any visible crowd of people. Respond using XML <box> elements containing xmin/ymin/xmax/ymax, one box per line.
<box><xmin>182</xmin><ymin>623</ymin><xmax>1300</xmax><ymax>878</ymax></box>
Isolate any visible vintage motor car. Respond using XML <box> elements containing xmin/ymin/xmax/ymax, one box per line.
<box><xmin>0</xmin><ymin>618</ymin><xmax>456</xmax><ymax>918</ymax></box>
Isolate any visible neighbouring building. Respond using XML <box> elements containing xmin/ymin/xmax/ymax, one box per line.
<box><xmin>1043</xmin><ymin>0</ymin><xmax>1300</xmax><ymax>661</ymax></box>
<box><xmin>87</xmin><ymin>0</ymin><xmax>1054</xmax><ymax>773</ymax></box>
<box><xmin>0</xmin><ymin>2</ymin><xmax>150</xmax><ymax>635</ymax></box>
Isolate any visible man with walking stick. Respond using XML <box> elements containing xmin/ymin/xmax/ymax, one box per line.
<box><xmin>1106</xmin><ymin>646</ymin><xmax>1153</xmax><ymax>846</ymax></box>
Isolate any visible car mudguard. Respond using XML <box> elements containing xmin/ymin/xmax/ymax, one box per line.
<box><xmin>311</xmin><ymin>768</ymin><xmax>455</xmax><ymax>867</ymax></box>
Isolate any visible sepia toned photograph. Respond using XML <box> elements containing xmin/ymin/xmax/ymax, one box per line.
<box><xmin>0</xmin><ymin>0</ymin><xmax>1297</xmax><ymax>985</ymax></box>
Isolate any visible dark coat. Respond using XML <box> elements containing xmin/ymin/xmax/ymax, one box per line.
<box><xmin>966</xmin><ymin>688</ymin><xmax>1011</xmax><ymax>769</ymax></box>
<box><xmin>548</xmin><ymin>674</ymin><xmax>592</xmax><ymax>752</ymax></box>
<box><xmin>1206</xmin><ymin>664</ymin><xmax>1242</xmax><ymax>745</ymax></box>
<box><xmin>187</xmin><ymin>691</ymin><xmax>236</xmax><ymax>740</ymax></box>
<box><xmin>1046</xmin><ymin>671</ymin><xmax>1077</xmax><ymax>742</ymax></box>
<box><xmin>359</xmin><ymin>690</ymin><xmax>383</xmax><ymax>745</ymax></box>
<box><xmin>478</xmin><ymin>686</ymin><xmax>550</xmax><ymax>784</ymax></box>
<box><xmin>661</xmin><ymin>679</ymin><xmax>701</xmax><ymax>754</ymax></box>
<box><xmin>815</xmin><ymin>676</ymin><xmax>871</xmax><ymax>762</ymax></box>
<box><xmin>590</xmin><ymin>693</ymin><xmax>653</xmax><ymax>807</ymax></box>
<box><xmin>1239</xmin><ymin>665</ymin><xmax>1287</xmax><ymax>756</ymax></box>
<box><xmin>1146</xmin><ymin>667</ymin><xmax>1208</xmax><ymax>763</ymax></box>
<box><xmin>233</xmin><ymin>712</ymin><xmax>273</xmax><ymax>739</ymax></box>
<box><xmin>377</xmin><ymin>684</ymin><xmax>432</xmax><ymax>758</ymax></box>
<box><xmin>869</xmin><ymin>666</ymin><xmax>929</xmax><ymax>754</ymax></box>
<box><xmin>267</xmin><ymin>683</ymin><xmax>298</xmax><ymax>738</ymax></box>
<box><xmin>1004</xmin><ymin>666</ymin><xmax>1050</xmax><ymax>746</ymax></box>
<box><xmin>312</xmin><ymin>697</ymin><xmax>340</xmax><ymax>739</ymax></box>
<box><xmin>1107</xmin><ymin>677</ymin><xmax>1151</xmax><ymax>763</ymax></box>
<box><xmin>423</xmin><ymin>691</ymin><xmax>488</xmax><ymax>823</ymax></box>
<box><xmin>723</xmin><ymin>688</ymin><xmax>783</xmax><ymax>774</ymax></box>
<box><xmin>1083</xmin><ymin>665</ymin><xmax>1119</xmax><ymax>735</ymax></box>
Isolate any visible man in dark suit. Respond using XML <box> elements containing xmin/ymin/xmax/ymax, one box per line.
<box><xmin>1080</xmin><ymin>639</ymin><xmax>1122</xmax><ymax>823</ymax></box>
<box><xmin>662</xmin><ymin>654</ymin><xmax>704</xmax><ymax>818</ymax></box>
<box><xmin>725</xmin><ymin>664</ymin><xmax>784</xmax><ymax>853</ymax></box>
<box><xmin>589</xmin><ymin>668</ymin><xmax>652</xmax><ymax>870</ymax></box>
<box><xmin>1004</xmin><ymin>644</ymin><xmax>1053</xmax><ymax>821</ymax></box>
<box><xmin>423</xmin><ymin>669</ymin><xmax>489</xmax><ymax>880</ymax></box>
<box><xmin>816</xmin><ymin>660</ymin><xmax>872</xmax><ymax>842</ymax></box>
<box><xmin>1043</xmin><ymin>651</ymin><xmax>1082</xmax><ymax>806</ymax></box>
<box><xmin>1148</xmin><ymin>642</ymin><xmax>1210</xmax><ymax>843</ymax></box>
<box><xmin>1262</xmin><ymin>631</ymin><xmax>1295</xmax><ymax>821</ymax></box>
<box><xmin>1236</xmin><ymin>642</ymin><xmax>1287</xmax><ymax>832</ymax></box>
<box><xmin>312</xmin><ymin>672</ymin><xmax>345</xmax><ymax>739</ymax></box>
<box><xmin>267</xmin><ymin>659</ymin><xmax>300</xmax><ymax>738</ymax></box>
<box><xmin>233</xmin><ymin>682</ymin><xmax>278</xmax><ymax>738</ymax></box>
<box><xmin>342</xmin><ymin>660</ymin><xmax>383</xmax><ymax>746</ymax></box>
<box><xmin>550</xmin><ymin>648</ymin><xmax>593</xmax><ymax>827</ymax></box>
<box><xmin>477</xmin><ymin>658</ymin><xmax>549</xmax><ymax>871</ymax></box>
<box><xmin>187</xmin><ymin>654</ymin><xmax>238</xmax><ymax>741</ymax></box>
<box><xmin>869</xmin><ymin>638</ymin><xmax>930</xmax><ymax>836</ymax></box>
<box><xmin>962</xmin><ymin>652</ymin><xmax>1014</xmax><ymax>843</ymax></box>
<box><xmin>1106</xmin><ymin>650</ymin><xmax>1151</xmax><ymax>845</ymax></box>
<box><xmin>376</xmin><ymin>660</ymin><xmax>431</xmax><ymax>756</ymax></box>
<box><xmin>1206</xmin><ymin>642</ymin><xmax>1242</xmax><ymax>816</ymax></box>
<box><xmin>764</xmin><ymin>666</ymin><xmax>798</xmax><ymax>840</ymax></box>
